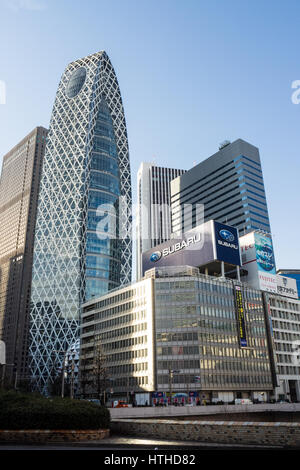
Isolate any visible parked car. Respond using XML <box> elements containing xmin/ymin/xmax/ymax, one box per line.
<box><xmin>115</xmin><ymin>400</ymin><xmax>129</xmax><ymax>408</ymax></box>
<box><xmin>234</xmin><ymin>398</ymin><xmax>253</xmax><ymax>405</ymax></box>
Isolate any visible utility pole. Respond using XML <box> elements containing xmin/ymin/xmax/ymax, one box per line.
<box><xmin>61</xmin><ymin>351</ymin><xmax>67</xmax><ymax>398</ymax></box>
<box><xmin>70</xmin><ymin>357</ymin><xmax>75</xmax><ymax>399</ymax></box>
<box><xmin>169</xmin><ymin>369</ymin><xmax>180</xmax><ymax>405</ymax></box>
<box><xmin>14</xmin><ymin>369</ymin><xmax>18</xmax><ymax>390</ymax></box>
<box><xmin>169</xmin><ymin>369</ymin><xmax>173</xmax><ymax>405</ymax></box>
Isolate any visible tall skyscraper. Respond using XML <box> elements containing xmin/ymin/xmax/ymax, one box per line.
<box><xmin>29</xmin><ymin>51</ymin><xmax>132</xmax><ymax>392</ymax></box>
<box><xmin>171</xmin><ymin>139</ymin><xmax>271</xmax><ymax>236</ymax></box>
<box><xmin>136</xmin><ymin>162</ymin><xmax>185</xmax><ymax>280</ymax></box>
<box><xmin>0</xmin><ymin>127</ymin><xmax>47</xmax><ymax>384</ymax></box>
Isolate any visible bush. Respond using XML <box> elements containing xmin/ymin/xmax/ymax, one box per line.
<box><xmin>0</xmin><ymin>391</ymin><xmax>110</xmax><ymax>430</ymax></box>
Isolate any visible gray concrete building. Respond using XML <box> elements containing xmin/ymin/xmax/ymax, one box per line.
<box><xmin>266</xmin><ymin>292</ymin><xmax>300</xmax><ymax>401</ymax></box>
<box><xmin>80</xmin><ymin>266</ymin><xmax>276</xmax><ymax>405</ymax></box>
<box><xmin>136</xmin><ymin>162</ymin><xmax>185</xmax><ymax>280</ymax></box>
<box><xmin>170</xmin><ymin>139</ymin><xmax>271</xmax><ymax>237</ymax></box>
<box><xmin>0</xmin><ymin>127</ymin><xmax>47</xmax><ymax>385</ymax></box>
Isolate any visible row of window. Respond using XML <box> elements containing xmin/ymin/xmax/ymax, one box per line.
<box><xmin>106</xmin><ymin>348</ymin><xmax>148</xmax><ymax>363</ymax></box>
<box><xmin>278</xmin><ymin>365</ymin><xmax>300</xmax><ymax>376</ymax></box>
<box><xmin>95</xmin><ymin>311</ymin><xmax>147</xmax><ymax>331</ymax></box>
<box><xmin>157</xmin><ymin>346</ymin><xmax>199</xmax><ymax>356</ymax></box>
<box><xmin>112</xmin><ymin>376</ymin><xmax>149</xmax><ymax>387</ymax></box>
<box><xmin>96</xmin><ymin>322</ymin><xmax>147</xmax><ymax>341</ymax></box>
<box><xmin>277</xmin><ymin>353</ymin><xmax>299</xmax><ymax>365</ymax></box>
<box><xmin>157</xmin><ymin>360</ymin><xmax>199</xmax><ymax>370</ymax></box>
<box><xmin>93</xmin><ymin>299</ymin><xmax>147</xmax><ymax>321</ymax></box>
<box><xmin>109</xmin><ymin>362</ymin><xmax>148</xmax><ymax>374</ymax></box>
<box><xmin>90</xmin><ymin>152</ymin><xmax>119</xmax><ymax>177</ymax></box>
<box><xmin>96</xmin><ymin>335</ymin><xmax>148</xmax><ymax>351</ymax></box>
<box><xmin>156</xmin><ymin>280</ymin><xmax>261</xmax><ymax>302</ymax></box>
<box><xmin>199</xmin><ymin>359</ymin><xmax>269</xmax><ymax>372</ymax></box>
<box><xmin>273</xmin><ymin>320</ymin><xmax>300</xmax><ymax>332</ymax></box>
<box><xmin>199</xmin><ymin>345</ymin><xmax>267</xmax><ymax>359</ymax></box>
<box><xmin>270</xmin><ymin>299</ymin><xmax>300</xmax><ymax>311</ymax></box>
<box><xmin>171</xmin><ymin>159</ymin><xmax>235</xmax><ymax>203</ymax></box>
<box><xmin>84</xmin><ymin>284</ymin><xmax>146</xmax><ymax>312</ymax></box>
<box><xmin>157</xmin><ymin>372</ymin><xmax>271</xmax><ymax>386</ymax></box>
<box><xmin>198</xmin><ymin>332</ymin><xmax>267</xmax><ymax>350</ymax></box>
<box><xmin>274</xmin><ymin>331</ymin><xmax>300</xmax><ymax>342</ymax></box>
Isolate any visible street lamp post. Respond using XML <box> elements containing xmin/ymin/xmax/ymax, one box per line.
<box><xmin>169</xmin><ymin>369</ymin><xmax>180</xmax><ymax>405</ymax></box>
<box><xmin>53</xmin><ymin>349</ymin><xmax>67</xmax><ymax>398</ymax></box>
<box><xmin>70</xmin><ymin>356</ymin><xmax>75</xmax><ymax>399</ymax></box>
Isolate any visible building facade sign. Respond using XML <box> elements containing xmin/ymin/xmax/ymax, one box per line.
<box><xmin>276</xmin><ymin>275</ymin><xmax>298</xmax><ymax>299</ymax></box>
<box><xmin>240</xmin><ymin>231</ymin><xmax>277</xmax><ymax>293</ymax></box>
<box><xmin>142</xmin><ymin>220</ymin><xmax>241</xmax><ymax>275</ymax></box>
<box><xmin>234</xmin><ymin>286</ymin><xmax>247</xmax><ymax>348</ymax></box>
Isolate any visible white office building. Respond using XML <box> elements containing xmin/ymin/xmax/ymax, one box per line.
<box><xmin>136</xmin><ymin>162</ymin><xmax>185</xmax><ymax>280</ymax></box>
<box><xmin>266</xmin><ymin>292</ymin><xmax>300</xmax><ymax>401</ymax></box>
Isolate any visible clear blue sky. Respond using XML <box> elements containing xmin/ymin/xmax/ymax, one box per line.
<box><xmin>0</xmin><ymin>0</ymin><xmax>299</xmax><ymax>269</ymax></box>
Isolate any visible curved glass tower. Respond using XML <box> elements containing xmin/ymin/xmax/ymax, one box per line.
<box><xmin>29</xmin><ymin>51</ymin><xmax>132</xmax><ymax>392</ymax></box>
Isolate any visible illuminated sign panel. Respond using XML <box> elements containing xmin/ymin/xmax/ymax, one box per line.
<box><xmin>234</xmin><ymin>286</ymin><xmax>247</xmax><ymax>348</ymax></box>
<box><xmin>142</xmin><ymin>220</ymin><xmax>241</xmax><ymax>276</ymax></box>
<box><xmin>214</xmin><ymin>221</ymin><xmax>241</xmax><ymax>266</ymax></box>
<box><xmin>240</xmin><ymin>231</ymin><xmax>277</xmax><ymax>293</ymax></box>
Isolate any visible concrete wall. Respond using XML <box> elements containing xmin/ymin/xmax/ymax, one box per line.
<box><xmin>111</xmin><ymin>419</ymin><xmax>300</xmax><ymax>448</ymax></box>
<box><xmin>110</xmin><ymin>402</ymin><xmax>300</xmax><ymax>419</ymax></box>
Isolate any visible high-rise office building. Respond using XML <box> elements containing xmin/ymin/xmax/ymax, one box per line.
<box><xmin>29</xmin><ymin>51</ymin><xmax>132</xmax><ymax>392</ymax></box>
<box><xmin>136</xmin><ymin>162</ymin><xmax>185</xmax><ymax>280</ymax></box>
<box><xmin>170</xmin><ymin>139</ymin><xmax>271</xmax><ymax>236</ymax></box>
<box><xmin>81</xmin><ymin>266</ymin><xmax>276</xmax><ymax>404</ymax></box>
<box><xmin>0</xmin><ymin>127</ymin><xmax>47</xmax><ymax>384</ymax></box>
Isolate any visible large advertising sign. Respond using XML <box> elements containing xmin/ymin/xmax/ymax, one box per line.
<box><xmin>234</xmin><ymin>286</ymin><xmax>247</xmax><ymax>348</ymax></box>
<box><xmin>214</xmin><ymin>221</ymin><xmax>241</xmax><ymax>266</ymax></box>
<box><xmin>277</xmin><ymin>275</ymin><xmax>298</xmax><ymax>299</ymax></box>
<box><xmin>142</xmin><ymin>220</ymin><xmax>241</xmax><ymax>275</ymax></box>
<box><xmin>240</xmin><ymin>231</ymin><xmax>277</xmax><ymax>293</ymax></box>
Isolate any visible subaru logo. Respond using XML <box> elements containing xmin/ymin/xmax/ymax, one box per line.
<box><xmin>150</xmin><ymin>251</ymin><xmax>162</xmax><ymax>262</ymax></box>
<box><xmin>219</xmin><ymin>229</ymin><xmax>235</xmax><ymax>243</ymax></box>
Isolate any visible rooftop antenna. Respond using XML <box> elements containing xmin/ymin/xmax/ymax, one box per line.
<box><xmin>219</xmin><ymin>140</ymin><xmax>231</xmax><ymax>150</ymax></box>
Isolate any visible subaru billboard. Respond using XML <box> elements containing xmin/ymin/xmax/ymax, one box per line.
<box><xmin>142</xmin><ymin>219</ymin><xmax>241</xmax><ymax>276</ymax></box>
<box><xmin>214</xmin><ymin>221</ymin><xmax>241</xmax><ymax>266</ymax></box>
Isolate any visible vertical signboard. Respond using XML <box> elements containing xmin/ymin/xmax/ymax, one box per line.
<box><xmin>214</xmin><ymin>221</ymin><xmax>241</xmax><ymax>266</ymax></box>
<box><xmin>234</xmin><ymin>285</ymin><xmax>247</xmax><ymax>348</ymax></box>
<box><xmin>254</xmin><ymin>232</ymin><xmax>277</xmax><ymax>293</ymax></box>
<box><xmin>240</xmin><ymin>231</ymin><xmax>277</xmax><ymax>293</ymax></box>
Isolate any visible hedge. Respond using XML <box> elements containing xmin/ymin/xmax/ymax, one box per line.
<box><xmin>0</xmin><ymin>391</ymin><xmax>110</xmax><ymax>430</ymax></box>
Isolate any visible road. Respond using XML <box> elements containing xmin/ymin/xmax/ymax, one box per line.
<box><xmin>0</xmin><ymin>435</ymin><xmax>285</xmax><ymax>450</ymax></box>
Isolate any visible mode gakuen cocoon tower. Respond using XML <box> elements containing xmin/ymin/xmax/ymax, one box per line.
<box><xmin>29</xmin><ymin>51</ymin><xmax>132</xmax><ymax>393</ymax></box>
